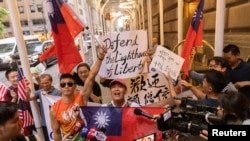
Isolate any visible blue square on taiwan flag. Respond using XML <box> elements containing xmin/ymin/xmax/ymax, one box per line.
<box><xmin>81</xmin><ymin>107</ymin><xmax>122</xmax><ymax>136</ymax></box>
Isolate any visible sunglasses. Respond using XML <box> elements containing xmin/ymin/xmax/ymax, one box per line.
<box><xmin>60</xmin><ymin>82</ymin><xmax>75</xmax><ymax>88</ymax></box>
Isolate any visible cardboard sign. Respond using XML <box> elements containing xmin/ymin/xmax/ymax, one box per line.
<box><xmin>150</xmin><ymin>46</ymin><xmax>184</xmax><ymax>80</ymax></box>
<box><xmin>98</xmin><ymin>30</ymin><xmax>148</xmax><ymax>79</ymax></box>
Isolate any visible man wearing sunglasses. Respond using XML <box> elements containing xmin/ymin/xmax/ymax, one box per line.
<box><xmin>49</xmin><ymin>45</ymin><xmax>107</xmax><ymax>141</ymax></box>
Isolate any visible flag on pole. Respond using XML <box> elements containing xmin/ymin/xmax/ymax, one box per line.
<box><xmin>0</xmin><ymin>82</ymin><xmax>8</xmax><ymax>101</ymax></box>
<box><xmin>81</xmin><ymin>107</ymin><xmax>165</xmax><ymax>141</ymax></box>
<box><xmin>39</xmin><ymin>0</ymin><xmax>84</xmax><ymax>74</ymax></box>
<box><xmin>18</xmin><ymin>100</ymin><xmax>34</xmax><ymax>128</ymax></box>
<box><xmin>181</xmin><ymin>0</ymin><xmax>204</xmax><ymax>78</ymax></box>
<box><xmin>17</xmin><ymin>68</ymin><xmax>27</xmax><ymax>101</ymax></box>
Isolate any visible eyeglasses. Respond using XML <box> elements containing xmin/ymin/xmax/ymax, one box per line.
<box><xmin>208</xmin><ymin>64</ymin><xmax>220</xmax><ymax>69</ymax></box>
<box><xmin>60</xmin><ymin>82</ymin><xmax>75</xmax><ymax>88</ymax></box>
<box><xmin>217</xmin><ymin>106</ymin><xmax>224</xmax><ymax>111</ymax></box>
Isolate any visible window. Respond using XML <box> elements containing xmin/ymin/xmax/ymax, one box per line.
<box><xmin>80</xmin><ymin>9</ymin><xmax>83</xmax><ymax>15</ymax></box>
<box><xmin>23</xmin><ymin>31</ymin><xmax>30</xmax><ymax>35</ymax></box>
<box><xmin>78</xmin><ymin>0</ymin><xmax>82</xmax><ymax>5</ymax></box>
<box><xmin>37</xmin><ymin>4</ymin><xmax>43</xmax><ymax>12</ymax></box>
<box><xmin>69</xmin><ymin>4</ymin><xmax>74</xmax><ymax>9</ymax></box>
<box><xmin>32</xmin><ymin>19</ymin><xmax>44</xmax><ymax>25</ymax></box>
<box><xmin>20</xmin><ymin>20</ymin><xmax>28</xmax><ymax>26</ymax></box>
<box><xmin>3</xmin><ymin>22</ymin><xmax>10</xmax><ymax>28</ymax></box>
<box><xmin>30</xmin><ymin>5</ymin><xmax>36</xmax><ymax>13</ymax></box>
<box><xmin>18</xmin><ymin>6</ymin><xmax>24</xmax><ymax>13</ymax></box>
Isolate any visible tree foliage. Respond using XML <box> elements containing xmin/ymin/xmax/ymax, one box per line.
<box><xmin>0</xmin><ymin>7</ymin><xmax>9</xmax><ymax>35</ymax></box>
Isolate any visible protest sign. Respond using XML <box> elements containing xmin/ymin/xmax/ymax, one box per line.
<box><xmin>98</xmin><ymin>30</ymin><xmax>148</xmax><ymax>79</ymax></box>
<box><xmin>150</xmin><ymin>46</ymin><xmax>184</xmax><ymax>80</ymax></box>
<box><xmin>124</xmin><ymin>71</ymin><xmax>170</xmax><ymax>106</ymax></box>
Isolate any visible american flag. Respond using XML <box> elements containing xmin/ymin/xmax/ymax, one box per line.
<box><xmin>17</xmin><ymin>68</ymin><xmax>34</xmax><ymax>128</ymax></box>
<box><xmin>18</xmin><ymin>101</ymin><xmax>34</xmax><ymax>127</ymax></box>
<box><xmin>0</xmin><ymin>82</ymin><xmax>8</xmax><ymax>101</ymax></box>
<box><xmin>17</xmin><ymin>68</ymin><xmax>27</xmax><ymax>101</ymax></box>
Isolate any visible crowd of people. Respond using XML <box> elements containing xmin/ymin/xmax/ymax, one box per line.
<box><xmin>1</xmin><ymin>39</ymin><xmax>250</xmax><ymax>141</ymax></box>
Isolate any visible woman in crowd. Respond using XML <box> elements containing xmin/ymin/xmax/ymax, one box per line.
<box><xmin>73</xmin><ymin>63</ymin><xmax>102</xmax><ymax>104</ymax></box>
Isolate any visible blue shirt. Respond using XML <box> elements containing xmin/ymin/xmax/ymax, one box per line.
<box><xmin>34</xmin><ymin>87</ymin><xmax>61</xmax><ymax>125</ymax></box>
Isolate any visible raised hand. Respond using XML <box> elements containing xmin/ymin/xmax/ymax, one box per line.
<box><xmin>97</xmin><ymin>44</ymin><xmax>107</xmax><ymax>60</ymax></box>
<box><xmin>72</xmin><ymin>105</ymin><xmax>81</xmax><ymax>120</ymax></box>
<box><xmin>10</xmin><ymin>90</ymin><xmax>17</xmax><ymax>102</ymax></box>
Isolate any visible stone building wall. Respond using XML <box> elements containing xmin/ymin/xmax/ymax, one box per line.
<box><xmin>144</xmin><ymin>0</ymin><xmax>250</xmax><ymax>60</ymax></box>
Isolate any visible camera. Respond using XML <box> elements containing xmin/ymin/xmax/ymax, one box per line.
<box><xmin>157</xmin><ymin>97</ymin><xmax>222</xmax><ymax>136</ymax></box>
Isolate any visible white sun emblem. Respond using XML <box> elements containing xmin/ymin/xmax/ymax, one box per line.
<box><xmin>94</xmin><ymin>111</ymin><xmax>110</xmax><ymax>128</ymax></box>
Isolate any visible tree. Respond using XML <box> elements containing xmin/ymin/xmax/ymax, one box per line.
<box><xmin>0</xmin><ymin>7</ymin><xmax>9</xmax><ymax>35</ymax></box>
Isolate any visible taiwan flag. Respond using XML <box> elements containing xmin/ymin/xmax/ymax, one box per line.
<box><xmin>181</xmin><ymin>0</ymin><xmax>204</xmax><ymax>78</ymax></box>
<box><xmin>40</xmin><ymin>0</ymin><xmax>83</xmax><ymax>74</ymax></box>
<box><xmin>81</xmin><ymin>107</ymin><xmax>165</xmax><ymax>141</ymax></box>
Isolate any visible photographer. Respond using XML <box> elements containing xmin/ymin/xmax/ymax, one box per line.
<box><xmin>166</xmin><ymin>70</ymin><xmax>228</xmax><ymax>107</ymax></box>
<box><xmin>159</xmin><ymin>71</ymin><xmax>228</xmax><ymax>141</ymax></box>
<box><xmin>199</xmin><ymin>91</ymin><xmax>250</xmax><ymax>140</ymax></box>
<box><xmin>217</xmin><ymin>91</ymin><xmax>250</xmax><ymax>125</ymax></box>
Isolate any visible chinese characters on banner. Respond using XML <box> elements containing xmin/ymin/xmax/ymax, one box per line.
<box><xmin>98</xmin><ymin>30</ymin><xmax>148</xmax><ymax>79</ymax></box>
<box><xmin>150</xmin><ymin>46</ymin><xmax>184</xmax><ymax>80</ymax></box>
<box><xmin>125</xmin><ymin>71</ymin><xmax>170</xmax><ymax>106</ymax></box>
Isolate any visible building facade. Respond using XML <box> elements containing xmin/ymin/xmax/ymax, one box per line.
<box><xmin>0</xmin><ymin>0</ymin><xmax>88</xmax><ymax>41</ymax></box>
<box><xmin>145</xmin><ymin>0</ymin><xmax>250</xmax><ymax>60</ymax></box>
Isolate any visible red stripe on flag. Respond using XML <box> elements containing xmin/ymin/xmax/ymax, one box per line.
<box><xmin>17</xmin><ymin>68</ymin><xmax>27</xmax><ymax>101</ymax></box>
<box><xmin>0</xmin><ymin>83</ymin><xmax>8</xmax><ymax>101</ymax></box>
<box><xmin>18</xmin><ymin>109</ymin><xmax>34</xmax><ymax>128</ymax></box>
<box><xmin>18</xmin><ymin>80</ymin><xmax>27</xmax><ymax>101</ymax></box>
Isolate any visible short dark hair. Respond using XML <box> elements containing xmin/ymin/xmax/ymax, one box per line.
<box><xmin>204</xmin><ymin>70</ymin><xmax>228</xmax><ymax>93</ymax></box>
<box><xmin>0</xmin><ymin>101</ymin><xmax>18</xmax><ymax>125</ymax></box>
<box><xmin>60</xmin><ymin>73</ymin><xmax>75</xmax><ymax>83</ymax></box>
<box><xmin>208</xmin><ymin>56</ymin><xmax>228</xmax><ymax>68</ymax></box>
<box><xmin>5</xmin><ymin>68</ymin><xmax>17</xmax><ymax>80</ymax></box>
<box><xmin>77</xmin><ymin>63</ymin><xmax>90</xmax><ymax>72</ymax></box>
<box><xmin>40</xmin><ymin>73</ymin><xmax>53</xmax><ymax>81</ymax></box>
<box><xmin>218</xmin><ymin>91</ymin><xmax>250</xmax><ymax>120</ymax></box>
<box><xmin>223</xmin><ymin>44</ymin><xmax>240</xmax><ymax>55</ymax></box>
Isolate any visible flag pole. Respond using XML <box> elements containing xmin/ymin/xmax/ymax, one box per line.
<box><xmin>147</xmin><ymin>0</ymin><xmax>153</xmax><ymax>48</ymax></box>
<box><xmin>214</xmin><ymin>0</ymin><xmax>226</xmax><ymax>56</ymax></box>
<box><xmin>177</xmin><ymin>0</ymin><xmax>184</xmax><ymax>55</ymax></box>
<box><xmin>87</xmin><ymin>0</ymin><xmax>97</xmax><ymax>64</ymax></box>
<box><xmin>159</xmin><ymin>0</ymin><xmax>164</xmax><ymax>45</ymax></box>
<box><xmin>6</xmin><ymin>1</ymin><xmax>44</xmax><ymax>140</ymax></box>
